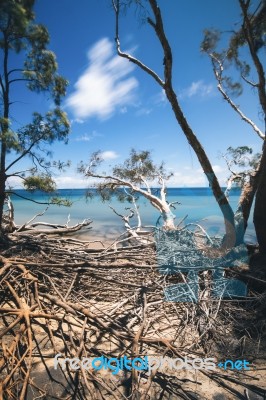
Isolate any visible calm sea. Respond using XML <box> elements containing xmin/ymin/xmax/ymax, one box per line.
<box><xmin>9</xmin><ymin>188</ymin><xmax>256</xmax><ymax>243</ymax></box>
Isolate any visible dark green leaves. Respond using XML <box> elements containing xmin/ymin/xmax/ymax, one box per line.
<box><xmin>224</xmin><ymin>146</ymin><xmax>261</xmax><ymax>184</ymax></box>
<box><xmin>0</xmin><ymin>0</ymin><xmax>71</xmax><ymax>222</ymax></box>
<box><xmin>82</xmin><ymin>149</ymin><xmax>173</xmax><ymax>204</ymax></box>
<box><xmin>201</xmin><ymin>29</ymin><xmax>220</xmax><ymax>53</ymax></box>
<box><xmin>23</xmin><ymin>174</ymin><xmax>56</xmax><ymax>192</ymax></box>
<box><xmin>17</xmin><ymin>109</ymin><xmax>70</xmax><ymax>150</ymax></box>
<box><xmin>0</xmin><ymin>0</ymin><xmax>35</xmax><ymax>51</ymax></box>
<box><xmin>23</xmin><ymin>175</ymin><xmax>72</xmax><ymax>206</ymax></box>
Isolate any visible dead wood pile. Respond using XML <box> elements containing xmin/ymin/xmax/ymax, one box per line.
<box><xmin>0</xmin><ymin>229</ymin><xmax>266</xmax><ymax>400</ymax></box>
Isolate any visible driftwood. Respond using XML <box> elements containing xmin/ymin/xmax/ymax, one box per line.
<box><xmin>0</xmin><ymin>227</ymin><xmax>266</xmax><ymax>399</ymax></box>
<box><xmin>14</xmin><ymin>218</ymin><xmax>92</xmax><ymax>235</ymax></box>
<box><xmin>3</xmin><ymin>201</ymin><xmax>93</xmax><ymax>236</ymax></box>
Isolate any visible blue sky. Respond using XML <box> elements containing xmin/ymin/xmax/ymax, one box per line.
<box><xmin>7</xmin><ymin>0</ymin><xmax>264</xmax><ymax>189</ymax></box>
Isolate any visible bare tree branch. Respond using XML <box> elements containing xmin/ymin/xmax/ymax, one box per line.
<box><xmin>210</xmin><ymin>53</ymin><xmax>265</xmax><ymax>140</ymax></box>
<box><xmin>112</xmin><ymin>0</ymin><xmax>165</xmax><ymax>87</ymax></box>
<box><xmin>239</xmin><ymin>0</ymin><xmax>266</xmax><ymax>119</ymax></box>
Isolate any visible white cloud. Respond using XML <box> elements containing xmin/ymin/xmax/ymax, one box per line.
<box><xmin>6</xmin><ymin>176</ymin><xmax>23</xmax><ymax>188</ymax></box>
<box><xmin>66</xmin><ymin>38</ymin><xmax>138</xmax><ymax>120</ymax></box>
<box><xmin>74</xmin><ymin>130</ymin><xmax>102</xmax><ymax>142</ymax></box>
<box><xmin>170</xmin><ymin>171</ymin><xmax>206</xmax><ymax>186</ymax></box>
<box><xmin>195</xmin><ymin>164</ymin><xmax>225</xmax><ymax>175</ymax></box>
<box><xmin>71</xmin><ymin>118</ymin><xmax>85</xmax><ymax>124</ymax></box>
<box><xmin>100</xmin><ymin>151</ymin><xmax>119</xmax><ymax>161</ymax></box>
<box><xmin>165</xmin><ymin>164</ymin><xmax>227</xmax><ymax>187</ymax></box>
<box><xmin>180</xmin><ymin>80</ymin><xmax>214</xmax><ymax>99</ymax></box>
<box><xmin>212</xmin><ymin>165</ymin><xmax>225</xmax><ymax>173</ymax></box>
<box><xmin>74</xmin><ymin>134</ymin><xmax>92</xmax><ymax>142</ymax></box>
<box><xmin>54</xmin><ymin>176</ymin><xmax>87</xmax><ymax>189</ymax></box>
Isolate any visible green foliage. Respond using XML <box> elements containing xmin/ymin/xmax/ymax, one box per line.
<box><xmin>95</xmin><ymin>184</ymin><xmax>139</xmax><ymax>203</ymax></box>
<box><xmin>113</xmin><ymin>149</ymin><xmax>172</xmax><ymax>184</ymax></box>
<box><xmin>251</xmin><ymin>1</ymin><xmax>266</xmax><ymax>52</ymax></box>
<box><xmin>226</xmin><ymin>146</ymin><xmax>261</xmax><ymax>169</ymax></box>
<box><xmin>228</xmin><ymin>1</ymin><xmax>266</xmax><ymax>59</ymax></box>
<box><xmin>83</xmin><ymin>149</ymin><xmax>173</xmax><ymax>205</ymax></box>
<box><xmin>17</xmin><ymin>109</ymin><xmax>70</xmax><ymax>149</ymax></box>
<box><xmin>52</xmin><ymin>160</ymin><xmax>71</xmax><ymax>172</ymax></box>
<box><xmin>23</xmin><ymin>175</ymin><xmax>56</xmax><ymax>192</ymax></box>
<box><xmin>227</xmin><ymin>146</ymin><xmax>252</xmax><ymax>166</ymax></box>
<box><xmin>0</xmin><ymin>124</ymin><xmax>20</xmax><ymax>153</ymax></box>
<box><xmin>85</xmin><ymin>190</ymin><xmax>95</xmax><ymax>201</ymax></box>
<box><xmin>23</xmin><ymin>174</ymin><xmax>72</xmax><ymax>207</ymax></box>
<box><xmin>0</xmin><ymin>0</ymin><xmax>68</xmax><ymax>104</ymax></box>
<box><xmin>201</xmin><ymin>29</ymin><xmax>220</xmax><ymax>53</ymax></box>
<box><xmin>50</xmin><ymin>197</ymin><xmax>72</xmax><ymax>207</ymax></box>
<box><xmin>78</xmin><ymin>151</ymin><xmax>103</xmax><ymax>176</ymax></box>
<box><xmin>201</xmin><ymin>1</ymin><xmax>265</xmax><ymax>97</ymax></box>
<box><xmin>97</xmin><ymin>185</ymin><xmax>117</xmax><ymax>202</ymax></box>
<box><xmin>0</xmin><ymin>0</ymin><xmax>71</xmax><ymax>221</ymax></box>
<box><xmin>0</xmin><ymin>0</ymin><xmax>70</xmax><ymax>141</ymax></box>
<box><xmin>225</xmin><ymin>146</ymin><xmax>261</xmax><ymax>187</ymax></box>
<box><xmin>223</xmin><ymin>77</ymin><xmax>243</xmax><ymax>96</ymax></box>
<box><xmin>249</xmin><ymin>152</ymin><xmax>261</xmax><ymax>170</ymax></box>
<box><xmin>0</xmin><ymin>0</ymin><xmax>35</xmax><ymax>52</ymax></box>
<box><xmin>24</xmin><ymin>30</ymin><xmax>69</xmax><ymax>105</ymax></box>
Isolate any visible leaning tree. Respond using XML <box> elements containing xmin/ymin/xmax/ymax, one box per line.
<box><xmin>111</xmin><ymin>0</ymin><xmax>240</xmax><ymax>249</ymax></box>
<box><xmin>202</xmin><ymin>0</ymin><xmax>266</xmax><ymax>252</ymax></box>
<box><xmin>111</xmin><ymin>0</ymin><xmax>266</xmax><ymax>252</ymax></box>
<box><xmin>0</xmin><ymin>0</ymin><xmax>70</xmax><ymax>234</ymax></box>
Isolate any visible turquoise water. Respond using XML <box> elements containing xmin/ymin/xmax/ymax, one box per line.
<box><xmin>8</xmin><ymin>188</ymin><xmax>256</xmax><ymax>243</ymax></box>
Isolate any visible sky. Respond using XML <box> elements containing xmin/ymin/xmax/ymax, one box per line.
<box><xmin>6</xmin><ymin>0</ymin><xmax>265</xmax><ymax>189</ymax></box>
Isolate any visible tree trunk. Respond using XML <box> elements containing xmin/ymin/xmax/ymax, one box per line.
<box><xmin>0</xmin><ymin>35</ymin><xmax>9</xmax><ymax>234</ymax></box>
<box><xmin>152</xmin><ymin>199</ymin><xmax>176</xmax><ymax>230</ymax></box>
<box><xmin>0</xmin><ymin>171</ymin><xmax>6</xmax><ymax>234</ymax></box>
<box><xmin>239</xmin><ymin>0</ymin><xmax>266</xmax><ymax>254</ymax></box>
<box><xmin>254</xmin><ymin>141</ymin><xmax>266</xmax><ymax>253</ymax></box>
<box><xmin>234</xmin><ymin>167</ymin><xmax>261</xmax><ymax>245</ymax></box>
<box><xmin>162</xmin><ymin>209</ymin><xmax>176</xmax><ymax>230</ymax></box>
<box><xmin>164</xmin><ymin>87</ymin><xmax>235</xmax><ymax>247</ymax></box>
<box><xmin>114</xmin><ymin>0</ymin><xmax>236</xmax><ymax>246</ymax></box>
<box><xmin>4</xmin><ymin>195</ymin><xmax>16</xmax><ymax>232</ymax></box>
<box><xmin>148</xmin><ymin>0</ymin><xmax>236</xmax><ymax>247</ymax></box>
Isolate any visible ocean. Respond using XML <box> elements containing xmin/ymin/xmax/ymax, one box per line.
<box><xmin>8</xmin><ymin>188</ymin><xmax>256</xmax><ymax>243</ymax></box>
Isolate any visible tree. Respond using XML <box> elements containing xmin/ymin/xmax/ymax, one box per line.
<box><xmin>79</xmin><ymin>149</ymin><xmax>178</xmax><ymax>230</ymax></box>
<box><xmin>222</xmin><ymin>146</ymin><xmax>261</xmax><ymax>243</ymax></box>
<box><xmin>0</xmin><ymin>0</ymin><xmax>70</xmax><ymax>233</ymax></box>
<box><xmin>201</xmin><ymin>0</ymin><xmax>266</xmax><ymax>252</ymax></box>
<box><xmin>111</xmin><ymin>0</ymin><xmax>237</xmax><ymax>249</ymax></box>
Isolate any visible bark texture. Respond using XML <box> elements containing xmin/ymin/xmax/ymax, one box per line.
<box><xmin>240</xmin><ymin>0</ymin><xmax>266</xmax><ymax>254</ymax></box>
<box><xmin>254</xmin><ymin>143</ymin><xmax>266</xmax><ymax>253</ymax></box>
